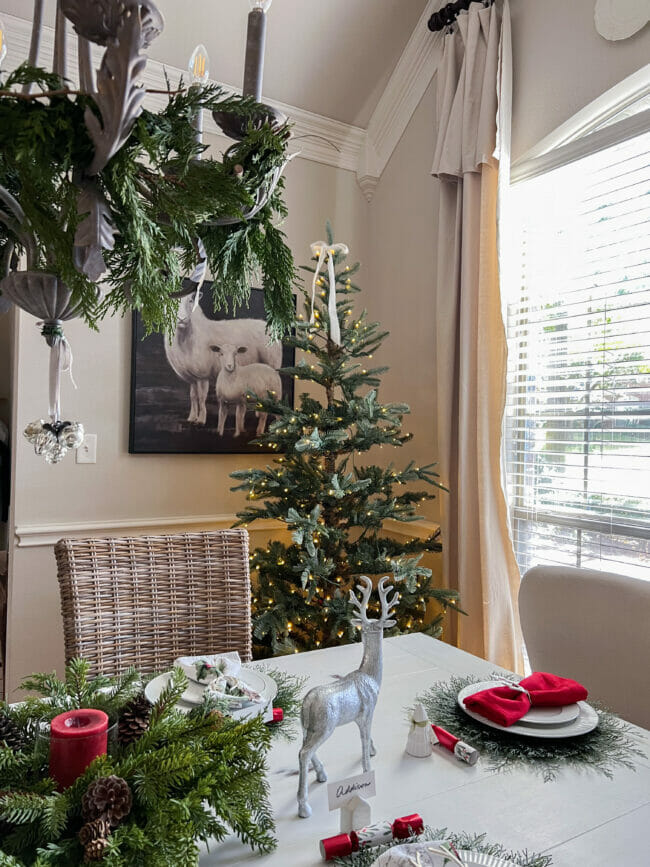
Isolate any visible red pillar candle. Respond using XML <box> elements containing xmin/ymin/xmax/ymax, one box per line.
<box><xmin>49</xmin><ymin>709</ymin><xmax>109</xmax><ymax>790</ymax></box>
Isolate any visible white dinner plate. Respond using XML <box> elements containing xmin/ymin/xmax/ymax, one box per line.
<box><xmin>457</xmin><ymin>681</ymin><xmax>599</xmax><ymax>738</ymax></box>
<box><xmin>371</xmin><ymin>841</ymin><xmax>517</xmax><ymax>867</ymax></box>
<box><xmin>145</xmin><ymin>667</ymin><xmax>277</xmax><ymax>721</ymax></box>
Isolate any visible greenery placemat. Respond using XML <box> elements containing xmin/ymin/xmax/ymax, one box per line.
<box><xmin>417</xmin><ymin>673</ymin><xmax>643</xmax><ymax>781</ymax></box>
<box><xmin>334</xmin><ymin>827</ymin><xmax>552</xmax><ymax>866</ymax></box>
<box><xmin>250</xmin><ymin>665</ymin><xmax>307</xmax><ymax>742</ymax></box>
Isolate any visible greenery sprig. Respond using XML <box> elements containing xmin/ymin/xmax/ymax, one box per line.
<box><xmin>0</xmin><ymin>64</ymin><xmax>296</xmax><ymax>338</ymax></box>
<box><xmin>417</xmin><ymin>673</ymin><xmax>643</xmax><ymax>781</ymax></box>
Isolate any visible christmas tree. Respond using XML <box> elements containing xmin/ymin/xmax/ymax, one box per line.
<box><xmin>232</xmin><ymin>227</ymin><xmax>461</xmax><ymax>656</ymax></box>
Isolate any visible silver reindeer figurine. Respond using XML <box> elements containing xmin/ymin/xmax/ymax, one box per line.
<box><xmin>297</xmin><ymin>575</ymin><xmax>398</xmax><ymax>818</ymax></box>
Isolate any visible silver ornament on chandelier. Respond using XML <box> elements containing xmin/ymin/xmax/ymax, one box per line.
<box><xmin>23</xmin><ymin>319</ymin><xmax>84</xmax><ymax>464</ymax></box>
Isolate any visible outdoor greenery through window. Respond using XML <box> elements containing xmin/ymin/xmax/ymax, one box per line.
<box><xmin>504</xmin><ymin>128</ymin><xmax>650</xmax><ymax>579</ymax></box>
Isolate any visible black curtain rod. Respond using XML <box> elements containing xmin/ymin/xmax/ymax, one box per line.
<box><xmin>428</xmin><ymin>0</ymin><xmax>493</xmax><ymax>33</ymax></box>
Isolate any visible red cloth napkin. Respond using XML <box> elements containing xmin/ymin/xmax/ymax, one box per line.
<box><xmin>464</xmin><ymin>672</ymin><xmax>588</xmax><ymax>727</ymax></box>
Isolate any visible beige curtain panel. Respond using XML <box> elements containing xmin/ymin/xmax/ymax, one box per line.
<box><xmin>433</xmin><ymin>0</ymin><xmax>523</xmax><ymax>672</ymax></box>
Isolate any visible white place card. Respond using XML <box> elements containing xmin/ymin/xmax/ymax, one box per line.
<box><xmin>327</xmin><ymin>770</ymin><xmax>376</xmax><ymax>811</ymax></box>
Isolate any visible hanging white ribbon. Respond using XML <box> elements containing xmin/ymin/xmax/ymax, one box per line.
<box><xmin>38</xmin><ymin>322</ymin><xmax>76</xmax><ymax>424</ymax></box>
<box><xmin>190</xmin><ymin>237</ymin><xmax>208</xmax><ymax>312</ymax></box>
<box><xmin>309</xmin><ymin>241</ymin><xmax>349</xmax><ymax>345</ymax></box>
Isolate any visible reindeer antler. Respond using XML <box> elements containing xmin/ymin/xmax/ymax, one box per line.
<box><xmin>378</xmin><ymin>576</ymin><xmax>399</xmax><ymax>625</ymax></box>
<box><xmin>349</xmin><ymin>575</ymin><xmax>373</xmax><ymax>626</ymax></box>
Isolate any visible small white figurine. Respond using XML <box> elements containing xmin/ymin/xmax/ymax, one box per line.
<box><xmin>405</xmin><ymin>702</ymin><xmax>433</xmax><ymax>758</ymax></box>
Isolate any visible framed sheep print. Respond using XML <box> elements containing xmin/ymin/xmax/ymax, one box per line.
<box><xmin>129</xmin><ymin>284</ymin><xmax>295</xmax><ymax>454</ymax></box>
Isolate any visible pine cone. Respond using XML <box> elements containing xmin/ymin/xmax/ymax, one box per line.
<box><xmin>0</xmin><ymin>714</ymin><xmax>25</xmax><ymax>751</ymax></box>
<box><xmin>118</xmin><ymin>694</ymin><xmax>151</xmax><ymax>746</ymax></box>
<box><xmin>82</xmin><ymin>776</ymin><xmax>132</xmax><ymax>827</ymax></box>
<box><xmin>78</xmin><ymin>815</ymin><xmax>111</xmax><ymax>847</ymax></box>
<box><xmin>208</xmin><ymin>709</ymin><xmax>225</xmax><ymax>729</ymax></box>
<box><xmin>84</xmin><ymin>836</ymin><xmax>109</xmax><ymax>862</ymax></box>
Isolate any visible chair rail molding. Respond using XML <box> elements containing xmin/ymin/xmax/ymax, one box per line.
<box><xmin>1</xmin><ymin>6</ymin><xmax>443</xmax><ymax>199</ymax></box>
<box><xmin>15</xmin><ymin>516</ymin><xmax>439</xmax><ymax>549</ymax></box>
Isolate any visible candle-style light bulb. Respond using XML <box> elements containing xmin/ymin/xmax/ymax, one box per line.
<box><xmin>0</xmin><ymin>18</ymin><xmax>8</xmax><ymax>68</ymax></box>
<box><xmin>188</xmin><ymin>44</ymin><xmax>210</xmax><ymax>152</ymax></box>
<box><xmin>188</xmin><ymin>43</ymin><xmax>210</xmax><ymax>85</ymax></box>
<box><xmin>249</xmin><ymin>0</ymin><xmax>273</xmax><ymax>10</ymax></box>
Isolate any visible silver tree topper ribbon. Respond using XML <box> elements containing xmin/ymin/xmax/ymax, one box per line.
<box><xmin>309</xmin><ymin>241</ymin><xmax>349</xmax><ymax>345</ymax></box>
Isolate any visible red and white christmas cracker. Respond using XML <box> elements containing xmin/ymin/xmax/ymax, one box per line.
<box><xmin>319</xmin><ymin>814</ymin><xmax>424</xmax><ymax>860</ymax></box>
<box><xmin>431</xmin><ymin>724</ymin><xmax>479</xmax><ymax>765</ymax></box>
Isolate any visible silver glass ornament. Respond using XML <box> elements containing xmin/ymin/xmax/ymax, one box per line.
<box><xmin>297</xmin><ymin>575</ymin><xmax>398</xmax><ymax>818</ymax></box>
<box><xmin>24</xmin><ymin>419</ymin><xmax>85</xmax><ymax>463</ymax></box>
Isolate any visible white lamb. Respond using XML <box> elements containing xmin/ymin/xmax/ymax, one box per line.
<box><xmin>164</xmin><ymin>294</ymin><xmax>282</xmax><ymax>425</ymax></box>
<box><xmin>212</xmin><ymin>343</ymin><xmax>282</xmax><ymax>437</ymax></box>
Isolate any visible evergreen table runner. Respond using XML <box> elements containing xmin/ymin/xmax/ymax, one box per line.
<box><xmin>0</xmin><ymin>660</ymin><xmax>306</xmax><ymax>865</ymax></box>
<box><xmin>334</xmin><ymin>827</ymin><xmax>553</xmax><ymax>867</ymax></box>
<box><xmin>417</xmin><ymin>674</ymin><xmax>643</xmax><ymax>781</ymax></box>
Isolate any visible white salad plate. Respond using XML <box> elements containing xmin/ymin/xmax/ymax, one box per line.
<box><xmin>145</xmin><ymin>667</ymin><xmax>277</xmax><ymax>721</ymax></box>
<box><xmin>456</xmin><ymin>853</ymin><xmax>518</xmax><ymax>867</ymax></box>
<box><xmin>371</xmin><ymin>841</ymin><xmax>517</xmax><ymax>866</ymax></box>
<box><xmin>457</xmin><ymin>681</ymin><xmax>599</xmax><ymax>738</ymax></box>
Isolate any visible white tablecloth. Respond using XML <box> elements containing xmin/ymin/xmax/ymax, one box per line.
<box><xmin>200</xmin><ymin>633</ymin><xmax>650</xmax><ymax>866</ymax></box>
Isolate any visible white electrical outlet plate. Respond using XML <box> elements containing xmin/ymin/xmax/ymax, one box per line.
<box><xmin>76</xmin><ymin>433</ymin><xmax>97</xmax><ymax>464</ymax></box>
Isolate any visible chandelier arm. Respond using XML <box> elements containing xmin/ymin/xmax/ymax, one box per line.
<box><xmin>0</xmin><ymin>187</ymin><xmax>38</xmax><ymax>268</ymax></box>
<box><xmin>53</xmin><ymin>0</ymin><xmax>68</xmax><ymax>80</ymax></box>
<box><xmin>22</xmin><ymin>0</ymin><xmax>46</xmax><ymax>94</ymax></box>
<box><xmin>1</xmin><ymin>239</ymin><xmax>14</xmax><ymax>279</ymax></box>
<box><xmin>77</xmin><ymin>34</ymin><xmax>95</xmax><ymax>94</ymax></box>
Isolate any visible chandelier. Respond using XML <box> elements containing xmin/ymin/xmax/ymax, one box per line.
<box><xmin>0</xmin><ymin>0</ymin><xmax>295</xmax><ymax>463</ymax></box>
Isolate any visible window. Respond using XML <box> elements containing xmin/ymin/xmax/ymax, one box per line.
<box><xmin>504</xmin><ymin>126</ymin><xmax>650</xmax><ymax>579</ymax></box>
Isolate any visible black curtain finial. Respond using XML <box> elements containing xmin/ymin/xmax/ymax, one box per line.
<box><xmin>428</xmin><ymin>0</ymin><xmax>491</xmax><ymax>33</ymax></box>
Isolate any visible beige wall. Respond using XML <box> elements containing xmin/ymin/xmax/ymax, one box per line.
<box><xmin>365</xmin><ymin>80</ymin><xmax>441</xmax><ymax>525</ymax></box>
<box><xmin>6</xmin><ymin>142</ymin><xmax>368</xmax><ymax>694</ymax></box>
<box><xmin>510</xmin><ymin>0</ymin><xmax>650</xmax><ymax>161</ymax></box>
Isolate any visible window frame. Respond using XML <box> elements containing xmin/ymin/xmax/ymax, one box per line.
<box><xmin>505</xmin><ymin>66</ymin><xmax>650</xmax><ymax>575</ymax></box>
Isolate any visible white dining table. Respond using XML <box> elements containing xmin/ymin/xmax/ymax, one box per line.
<box><xmin>199</xmin><ymin>633</ymin><xmax>650</xmax><ymax>866</ymax></box>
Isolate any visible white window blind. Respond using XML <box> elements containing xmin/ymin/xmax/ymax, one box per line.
<box><xmin>504</xmin><ymin>128</ymin><xmax>650</xmax><ymax>580</ymax></box>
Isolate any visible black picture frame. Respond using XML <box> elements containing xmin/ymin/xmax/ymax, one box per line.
<box><xmin>129</xmin><ymin>285</ymin><xmax>295</xmax><ymax>454</ymax></box>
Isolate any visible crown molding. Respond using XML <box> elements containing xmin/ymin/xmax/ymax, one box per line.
<box><xmin>1</xmin><ymin>7</ymin><xmax>443</xmax><ymax>197</ymax></box>
<box><xmin>357</xmin><ymin>0</ymin><xmax>442</xmax><ymax>201</ymax></box>
<box><xmin>0</xmin><ymin>12</ymin><xmax>365</xmax><ymax>174</ymax></box>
